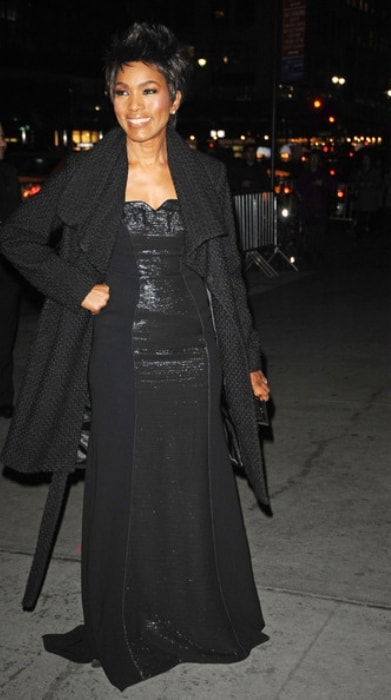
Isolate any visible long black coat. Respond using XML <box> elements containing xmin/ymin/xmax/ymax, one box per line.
<box><xmin>1</xmin><ymin>129</ymin><xmax>271</xmax><ymax>607</ymax></box>
<box><xmin>1</xmin><ymin>126</ymin><xmax>271</xmax><ymax>605</ymax></box>
<box><xmin>1</xmin><ymin>126</ymin><xmax>269</xmax><ymax>501</ymax></box>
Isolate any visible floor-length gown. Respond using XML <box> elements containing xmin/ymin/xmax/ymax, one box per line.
<box><xmin>43</xmin><ymin>200</ymin><xmax>267</xmax><ymax>691</ymax></box>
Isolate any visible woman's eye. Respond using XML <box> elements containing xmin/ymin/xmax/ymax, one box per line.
<box><xmin>144</xmin><ymin>88</ymin><xmax>157</xmax><ymax>95</ymax></box>
<box><xmin>114</xmin><ymin>89</ymin><xmax>128</xmax><ymax>97</ymax></box>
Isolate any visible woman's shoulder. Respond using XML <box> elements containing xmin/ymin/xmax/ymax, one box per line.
<box><xmin>191</xmin><ymin>149</ymin><xmax>228</xmax><ymax>193</ymax></box>
<box><xmin>192</xmin><ymin>147</ymin><xmax>226</xmax><ymax>174</ymax></box>
<box><xmin>53</xmin><ymin>128</ymin><xmax>126</xmax><ymax>183</ymax></box>
<box><xmin>169</xmin><ymin>128</ymin><xmax>225</xmax><ymax>176</ymax></box>
<box><xmin>78</xmin><ymin>127</ymin><xmax>124</xmax><ymax>162</ymax></box>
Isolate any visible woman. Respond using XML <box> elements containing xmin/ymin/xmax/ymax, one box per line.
<box><xmin>0</xmin><ymin>22</ymin><xmax>271</xmax><ymax>691</ymax></box>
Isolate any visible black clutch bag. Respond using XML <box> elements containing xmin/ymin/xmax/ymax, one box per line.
<box><xmin>255</xmin><ymin>399</ymin><xmax>269</xmax><ymax>427</ymax></box>
<box><xmin>222</xmin><ymin>397</ymin><xmax>269</xmax><ymax>469</ymax></box>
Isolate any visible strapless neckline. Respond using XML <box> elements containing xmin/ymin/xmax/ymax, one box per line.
<box><xmin>123</xmin><ymin>199</ymin><xmax>178</xmax><ymax>213</ymax></box>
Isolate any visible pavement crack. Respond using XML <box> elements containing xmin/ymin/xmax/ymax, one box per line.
<box><xmin>267</xmin><ymin>391</ymin><xmax>384</xmax><ymax>500</ymax></box>
<box><xmin>274</xmin><ymin>605</ymin><xmax>337</xmax><ymax>699</ymax></box>
<box><xmin>269</xmin><ymin>436</ymin><xmax>326</xmax><ymax>498</ymax></box>
<box><xmin>261</xmin><ymin>584</ymin><xmax>391</xmax><ymax>611</ymax></box>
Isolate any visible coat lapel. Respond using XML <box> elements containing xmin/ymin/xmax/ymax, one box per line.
<box><xmin>166</xmin><ymin>127</ymin><xmax>228</xmax><ymax>261</ymax></box>
<box><xmin>58</xmin><ymin>128</ymin><xmax>128</xmax><ymax>273</ymax></box>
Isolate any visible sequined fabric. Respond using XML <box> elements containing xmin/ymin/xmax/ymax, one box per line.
<box><xmin>126</xmin><ymin>199</ymin><xmax>210</xmax><ymax>377</ymax></box>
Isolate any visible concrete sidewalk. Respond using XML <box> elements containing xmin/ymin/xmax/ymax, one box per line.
<box><xmin>1</xmin><ymin>226</ymin><xmax>390</xmax><ymax>699</ymax></box>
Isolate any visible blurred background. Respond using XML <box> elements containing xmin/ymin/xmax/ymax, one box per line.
<box><xmin>1</xmin><ymin>0</ymin><xmax>390</xmax><ymax>208</ymax></box>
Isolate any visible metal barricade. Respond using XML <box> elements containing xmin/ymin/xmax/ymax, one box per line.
<box><xmin>233</xmin><ymin>192</ymin><xmax>278</xmax><ymax>277</ymax></box>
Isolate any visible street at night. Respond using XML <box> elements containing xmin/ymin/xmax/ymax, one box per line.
<box><xmin>1</xmin><ymin>2</ymin><xmax>390</xmax><ymax>698</ymax></box>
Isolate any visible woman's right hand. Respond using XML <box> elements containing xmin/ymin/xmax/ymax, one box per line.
<box><xmin>81</xmin><ymin>283</ymin><xmax>110</xmax><ymax>315</ymax></box>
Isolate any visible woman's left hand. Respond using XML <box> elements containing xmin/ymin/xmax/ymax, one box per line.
<box><xmin>250</xmin><ymin>370</ymin><xmax>270</xmax><ymax>402</ymax></box>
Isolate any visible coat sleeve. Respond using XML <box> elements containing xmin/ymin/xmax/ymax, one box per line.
<box><xmin>216</xmin><ymin>163</ymin><xmax>264</xmax><ymax>372</ymax></box>
<box><xmin>0</xmin><ymin>159</ymin><xmax>98</xmax><ymax>311</ymax></box>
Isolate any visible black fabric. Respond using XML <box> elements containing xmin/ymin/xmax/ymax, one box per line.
<box><xmin>0</xmin><ymin>257</ymin><xmax>21</xmax><ymax>408</ymax></box>
<box><xmin>0</xmin><ymin>127</ymin><xmax>266</xmax><ymax>492</ymax></box>
<box><xmin>22</xmin><ymin>471</ymin><xmax>69</xmax><ymax>610</ymax></box>
<box><xmin>0</xmin><ymin>160</ymin><xmax>22</xmax><ymax>410</ymax></box>
<box><xmin>0</xmin><ymin>127</ymin><xmax>270</xmax><ymax>610</ymax></box>
<box><xmin>43</xmin><ymin>202</ymin><xmax>267</xmax><ymax>690</ymax></box>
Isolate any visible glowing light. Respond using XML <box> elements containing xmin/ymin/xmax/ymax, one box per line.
<box><xmin>22</xmin><ymin>184</ymin><xmax>42</xmax><ymax>199</ymax></box>
<box><xmin>331</xmin><ymin>76</ymin><xmax>346</xmax><ymax>85</ymax></box>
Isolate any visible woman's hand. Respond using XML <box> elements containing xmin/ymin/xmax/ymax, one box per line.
<box><xmin>81</xmin><ymin>283</ymin><xmax>110</xmax><ymax>315</ymax></box>
<box><xmin>250</xmin><ymin>370</ymin><xmax>270</xmax><ymax>402</ymax></box>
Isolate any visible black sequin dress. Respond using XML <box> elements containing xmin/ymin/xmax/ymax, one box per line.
<box><xmin>43</xmin><ymin>200</ymin><xmax>267</xmax><ymax>691</ymax></box>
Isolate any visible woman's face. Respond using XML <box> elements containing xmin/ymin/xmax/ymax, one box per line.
<box><xmin>113</xmin><ymin>62</ymin><xmax>181</xmax><ymax>145</ymax></box>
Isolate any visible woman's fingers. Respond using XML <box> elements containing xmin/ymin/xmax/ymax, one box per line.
<box><xmin>81</xmin><ymin>284</ymin><xmax>110</xmax><ymax>314</ymax></box>
<box><xmin>250</xmin><ymin>370</ymin><xmax>271</xmax><ymax>401</ymax></box>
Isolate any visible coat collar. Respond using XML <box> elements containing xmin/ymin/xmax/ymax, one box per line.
<box><xmin>58</xmin><ymin>128</ymin><xmax>127</xmax><ymax>272</ymax></box>
<box><xmin>58</xmin><ymin>126</ymin><xmax>227</xmax><ymax>273</ymax></box>
<box><xmin>58</xmin><ymin>127</ymin><xmax>127</xmax><ymax>230</ymax></box>
<box><xmin>166</xmin><ymin>126</ymin><xmax>228</xmax><ymax>255</ymax></box>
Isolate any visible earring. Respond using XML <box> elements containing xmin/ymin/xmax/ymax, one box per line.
<box><xmin>171</xmin><ymin>109</ymin><xmax>176</xmax><ymax>115</ymax></box>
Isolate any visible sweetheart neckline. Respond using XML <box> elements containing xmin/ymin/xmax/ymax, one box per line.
<box><xmin>123</xmin><ymin>199</ymin><xmax>178</xmax><ymax>212</ymax></box>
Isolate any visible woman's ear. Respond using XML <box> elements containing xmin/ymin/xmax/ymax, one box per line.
<box><xmin>171</xmin><ymin>91</ymin><xmax>182</xmax><ymax>115</ymax></box>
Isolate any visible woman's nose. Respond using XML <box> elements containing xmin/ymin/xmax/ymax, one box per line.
<box><xmin>126</xmin><ymin>92</ymin><xmax>144</xmax><ymax>112</ymax></box>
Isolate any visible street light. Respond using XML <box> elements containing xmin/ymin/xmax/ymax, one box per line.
<box><xmin>331</xmin><ymin>75</ymin><xmax>346</xmax><ymax>86</ymax></box>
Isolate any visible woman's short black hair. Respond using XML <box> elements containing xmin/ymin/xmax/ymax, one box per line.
<box><xmin>104</xmin><ymin>22</ymin><xmax>192</xmax><ymax>103</ymax></box>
